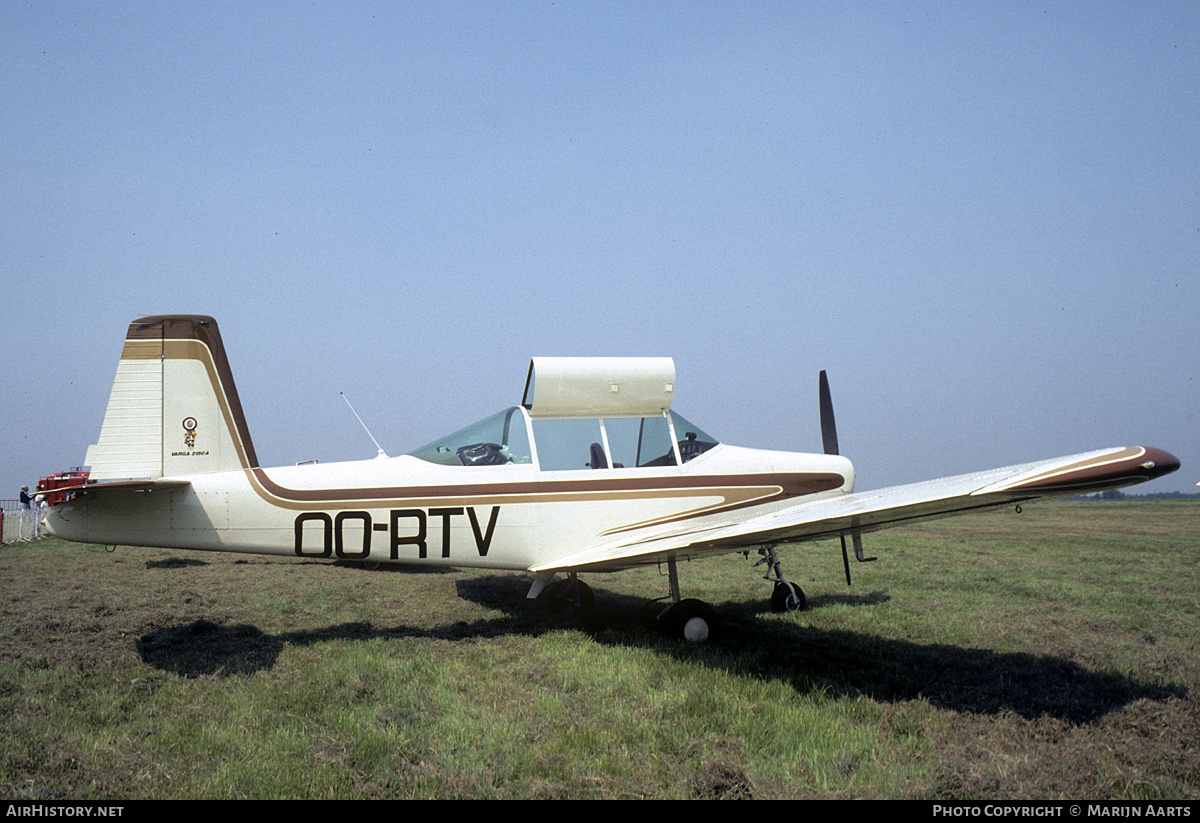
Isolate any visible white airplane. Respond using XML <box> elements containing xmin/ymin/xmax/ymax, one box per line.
<box><xmin>46</xmin><ymin>315</ymin><xmax>1180</xmax><ymax>642</ymax></box>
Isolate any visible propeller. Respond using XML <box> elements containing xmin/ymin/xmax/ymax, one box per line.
<box><xmin>819</xmin><ymin>370</ymin><xmax>876</xmax><ymax>584</ymax></box>
<box><xmin>819</xmin><ymin>370</ymin><xmax>838</xmax><ymax>456</ymax></box>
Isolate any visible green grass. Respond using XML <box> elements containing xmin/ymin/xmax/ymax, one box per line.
<box><xmin>1</xmin><ymin>500</ymin><xmax>1197</xmax><ymax>798</ymax></box>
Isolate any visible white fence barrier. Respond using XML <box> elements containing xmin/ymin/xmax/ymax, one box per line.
<box><xmin>1</xmin><ymin>506</ymin><xmax>46</xmax><ymax>543</ymax></box>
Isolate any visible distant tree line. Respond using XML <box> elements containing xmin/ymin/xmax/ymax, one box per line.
<box><xmin>1070</xmin><ymin>489</ymin><xmax>1199</xmax><ymax>501</ymax></box>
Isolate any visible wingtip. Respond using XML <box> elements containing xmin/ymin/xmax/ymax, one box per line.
<box><xmin>1139</xmin><ymin>447</ymin><xmax>1181</xmax><ymax>481</ymax></box>
<box><xmin>1004</xmin><ymin>446</ymin><xmax>1181</xmax><ymax>494</ymax></box>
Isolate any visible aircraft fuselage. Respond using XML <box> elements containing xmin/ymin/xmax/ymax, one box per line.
<box><xmin>47</xmin><ymin>445</ymin><xmax>855</xmax><ymax>572</ymax></box>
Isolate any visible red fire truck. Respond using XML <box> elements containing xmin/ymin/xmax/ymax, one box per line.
<box><xmin>36</xmin><ymin>468</ymin><xmax>91</xmax><ymax>505</ymax></box>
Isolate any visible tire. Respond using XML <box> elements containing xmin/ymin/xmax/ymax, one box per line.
<box><xmin>664</xmin><ymin>599</ymin><xmax>717</xmax><ymax>642</ymax></box>
<box><xmin>542</xmin><ymin>579</ymin><xmax>595</xmax><ymax>616</ymax></box>
<box><xmin>770</xmin><ymin>581</ymin><xmax>807</xmax><ymax>613</ymax></box>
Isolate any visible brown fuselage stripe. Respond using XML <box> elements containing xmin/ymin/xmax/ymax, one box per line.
<box><xmin>245</xmin><ymin>467</ymin><xmax>846</xmax><ymax>531</ymax></box>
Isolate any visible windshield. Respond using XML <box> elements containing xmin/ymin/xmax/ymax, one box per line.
<box><xmin>670</xmin><ymin>411</ymin><xmax>718</xmax><ymax>462</ymax></box>
<box><xmin>408</xmin><ymin>407</ymin><xmax>532</xmax><ymax>466</ymax></box>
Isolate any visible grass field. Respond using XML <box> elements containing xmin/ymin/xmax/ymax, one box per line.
<box><xmin>1</xmin><ymin>500</ymin><xmax>1196</xmax><ymax>799</ymax></box>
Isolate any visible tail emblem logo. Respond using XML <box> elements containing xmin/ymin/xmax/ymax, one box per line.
<box><xmin>182</xmin><ymin>417</ymin><xmax>198</xmax><ymax>448</ymax></box>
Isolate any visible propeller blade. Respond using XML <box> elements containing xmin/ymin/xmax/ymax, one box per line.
<box><xmin>819</xmin><ymin>370</ymin><xmax>839</xmax><ymax>456</ymax></box>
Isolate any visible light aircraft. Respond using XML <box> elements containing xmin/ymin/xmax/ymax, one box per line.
<box><xmin>46</xmin><ymin>315</ymin><xmax>1180</xmax><ymax>642</ymax></box>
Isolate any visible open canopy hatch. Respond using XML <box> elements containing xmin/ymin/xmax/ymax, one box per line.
<box><xmin>409</xmin><ymin>357</ymin><xmax>716</xmax><ymax>469</ymax></box>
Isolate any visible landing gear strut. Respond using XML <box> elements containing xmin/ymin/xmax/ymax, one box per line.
<box><xmin>645</xmin><ymin>553</ymin><xmax>718</xmax><ymax>643</ymax></box>
<box><xmin>758</xmin><ymin>545</ymin><xmax>807</xmax><ymax>613</ymax></box>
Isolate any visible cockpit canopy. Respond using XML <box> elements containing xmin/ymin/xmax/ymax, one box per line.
<box><xmin>407</xmin><ymin>406</ymin><xmax>718</xmax><ymax>470</ymax></box>
<box><xmin>407</xmin><ymin>357</ymin><xmax>718</xmax><ymax>470</ymax></box>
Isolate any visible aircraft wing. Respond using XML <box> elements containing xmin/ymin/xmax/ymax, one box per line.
<box><xmin>529</xmin><ymin>446</ymin><xmax>1179</xmax><ymax>574</ymax></box>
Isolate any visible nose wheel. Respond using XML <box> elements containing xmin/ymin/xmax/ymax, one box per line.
<box><xmin>770</xmin><ymin>580</ymin><xmax>806</xmax><ymax>612</ymax></box>
<box><xmin>759</xmin><ymin>545</ymin><xmax>807</xmax><ymax>613</ymax></box>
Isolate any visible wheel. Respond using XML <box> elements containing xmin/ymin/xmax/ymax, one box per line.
<box><xmin>663</xmin><ymin>599</ymin><xmax>718</xmax><ymax>643</ymax></box>
<box><xmin>770</xmin><ymin>581</ymin><xmax>807</xmax><ymax>613</ymax></box>
<box><xmin>541</xmin><ymin>579</ymin><xmax>595</xmax><ymax>616</ymax></box>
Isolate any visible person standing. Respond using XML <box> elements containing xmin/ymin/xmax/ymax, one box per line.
<box><xmin>34</xmin><ymin>495</ymin><xmax>48</xmax><ymax>537</ymax></box>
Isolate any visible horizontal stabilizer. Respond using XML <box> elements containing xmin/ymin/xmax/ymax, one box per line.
<box><xmin>61</xmin><ymin>478</ymin><xmax>192</xmax><ymax>496</ymax></box>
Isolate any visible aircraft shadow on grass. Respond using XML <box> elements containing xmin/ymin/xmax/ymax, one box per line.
<box><xmin>133</xmin><ymin>571</ymin><xmax>1185</xmax><ymax>725</ymax></box>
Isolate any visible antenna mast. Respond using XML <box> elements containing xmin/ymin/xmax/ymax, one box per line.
<box><xmin>341</xmin><ymin>392</ymin><xmax>388</xmax><ymax>458</ymax></box>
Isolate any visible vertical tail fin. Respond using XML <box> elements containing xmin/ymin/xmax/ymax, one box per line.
<box><xmin>85</xmin><ymin>315</ymin><xmax>258</xmax><ymax>480</ymax></box>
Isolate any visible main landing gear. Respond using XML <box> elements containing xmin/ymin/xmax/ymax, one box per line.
<box><xmin>642</xmin><ymin>546</ymin><xmax>808</xmax><ymax>642</ymax></box>
<box><xmin>642</xmin><ymin>553</ymin><xmax>719</xmax><ymax>643</ymax></box>
<box><xmin>530</xmin><ymin>544</ymin><xmax>807</xmax><ymax>644</ymax></box>
<box><xmin>530</xmin><ymin>562</ymin><xmax>720</xmax><ymax>642</ymax></box>
<box><xmin>538</xmin><ymin>573</ymin><xmax>595</xmax><ymax>616</ymax></box>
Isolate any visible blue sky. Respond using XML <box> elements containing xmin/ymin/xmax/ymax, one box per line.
<box><xmin>3</xmin><ymin>2</ymin><xmax>1196</xmax><ymax>500</ymax></box>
